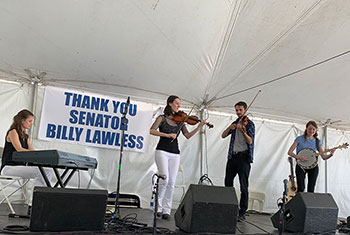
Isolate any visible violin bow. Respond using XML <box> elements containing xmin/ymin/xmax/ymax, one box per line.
<box><xmin>237</xmin><ymin>90</ymin><xmax>261</xmax><ymax>124</ymax></box>
<box><xmin>171</xmin><ymin>104</ymin><xmax>196</xmax><ymax>142</ymax></box>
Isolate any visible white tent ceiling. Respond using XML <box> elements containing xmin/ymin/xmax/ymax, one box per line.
<box><xmin>1</xmin><ymin>0</ymin><xmax>350</xmax><ymax>128</ymax></box>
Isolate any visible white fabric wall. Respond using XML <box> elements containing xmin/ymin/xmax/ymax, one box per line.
<box><xmin>1</xmin><ymin>82</ymin><xmax>349</xmax><ymax>218</ymax></box>
<box><xmin>0</xmin><ymin>82</ymin><xmax>33</xmax><ymax>142</ymax></box>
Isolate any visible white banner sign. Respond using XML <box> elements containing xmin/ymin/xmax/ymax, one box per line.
<box><xmin>38</xmin><ymin>86</ymin><xmax>153</xmax><ymax>152</ymax></box>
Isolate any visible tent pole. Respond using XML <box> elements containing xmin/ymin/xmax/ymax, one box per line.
<box><xmin>199</xmin><ymin>109</ymin><xmax>204</xmax><ymax>177</ymax></box>
<box><xmin>323</xmin><ymin>119</ymin><xmax>330</xmax><ymax>193</ymax></box>
<box><xmin>29</xmin><ymin>81</ymin><xmax>39</xmax><ymax>140</ymax></box>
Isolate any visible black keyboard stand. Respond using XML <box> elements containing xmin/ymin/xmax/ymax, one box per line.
<box><xmin>38</xmin><ymin>166</ymin><xmax>80</xmax><ymax>188</ymax></box>
<box><xmin>38</xmin><ymin>166</ymin><xmax>52</xmax><ymax>187</ymax></box>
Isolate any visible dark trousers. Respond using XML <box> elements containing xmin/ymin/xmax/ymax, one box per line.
<box><xmin>224</xmin><ymin>152</ymin><xmax>251</xmax><ymax>215</ymax></box>
<box><xmin>296</xmin><ymin>164</ymin><xmax>319</xmax><ymax>192</ymax></box>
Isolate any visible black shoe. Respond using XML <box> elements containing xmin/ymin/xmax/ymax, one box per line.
<box><xmin>162</xmin><ymin>214</ymin><xmax>170</xmax><ymax>220</ymax></box>
<box><xmin>238</xmin><ymin>213</ymin><xmax>246</xmax><ymax>222</ymax></box>
<box><xmin>27</xmin><ymin>205</ymin><xmax>32</xmax><ymax>216</ymax></box>
<box><xmin>156</xmin><ymin>212</ymin><xmax>162</xmax><ymax>217</ymax></box>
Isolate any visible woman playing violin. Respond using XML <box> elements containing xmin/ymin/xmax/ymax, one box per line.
<box><xmin>150</xmin><ymin>95</ymin><xmax>206</xmax><ymax>220</ymax></box>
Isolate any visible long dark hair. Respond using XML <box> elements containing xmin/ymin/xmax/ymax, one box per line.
<box><xmin>303</xmin><ymin>121</ymin><xmax>318</xmax><ymax>140</ymax></box>
<box><xmin>163</xmin><ymin>95</ymin><xmax>179</xmax><ymax>116</ymax></box>
<box><xmin>9</xmin><ymin>109</ymin><xmax>34</xmax><ymax>139</ymax></box>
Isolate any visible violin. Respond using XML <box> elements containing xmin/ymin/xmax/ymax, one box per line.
<box><xmin>239</xmin><ymin>116</ymin><xmax>249</xmax><ymax>127</ymax></box>
<box><xmin>236</xmin><ymin>90</ymin><xmax>261</xmax><ymax>127</ymax></box>
<box><xmin>173</xmin><ymin>111</ymin><xmax>214</xmax><ymax>129</ymax></box>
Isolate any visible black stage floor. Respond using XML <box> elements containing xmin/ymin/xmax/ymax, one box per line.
<box><xmin>0</xmin><ymin>204</ymin><xmax>347</xmax><ymax>234</ymax></box>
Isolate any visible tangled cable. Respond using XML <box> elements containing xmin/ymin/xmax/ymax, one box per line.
<box><xmin>198</xmin><ymin>174</ymin><xmax>214</xmax><ymax>185</ymax></box>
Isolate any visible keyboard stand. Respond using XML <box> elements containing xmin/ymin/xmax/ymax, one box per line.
<box><xmin>38</xmin><ymin>166</ymin><xmax>78</xmax><ymax>188</ymax></box>
<box><xmin>53</xmin><ymin>168</ymin><xmax>77</xmax><ymax>188</ymax></box>
<box><xmin>38</xmin><ymin>166</ymin><xmax>52</xmax><ymax>187</ymax></box>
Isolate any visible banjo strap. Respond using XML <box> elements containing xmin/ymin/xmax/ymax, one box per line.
<box><xmin>315</xmin><ymin>138</ymin><xmax>320</xmax><ymax>152</ymax></box>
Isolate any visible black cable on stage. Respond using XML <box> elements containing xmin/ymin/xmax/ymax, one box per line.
<box><xmin>1</xmin><ymin>225</ymin><xmax>29</xmax><ymax>234</ymax></box>
<box><xmin>105</xmin><ymin>212</ymin><xmax>139</xmax><ymax>233</ymax></box>
<box><xmin>105</xmin><ymin>212</ymin><xmax>179</xmax><ymax>234</ymax></box>
<box><xmin>104</xmin><ymin>209</ymin><xmax>175</xmax><ymax>234</ymax></box>
<box><xmin>235</xmin><ymin>225</ymin><xmax>244</xmax><ymax>234</ymax></box>
<box><xmin>247</xmin><ymin>209</ymin><xmax>271</xmax><ymax>216</ymax></box>
<box><xmin>198</xmin><ymin>174</ymin><xmax>214</xmax><ymax>185</ymax></box>
<box><xmin>136</xmin><ymin>226</ymin><xmax>175</xmax><ymax>234</ymax></box>
<box><xmin>244</xmin><ymin>219</ymin><xmax>270</xmax><ymax>234</ymax></box>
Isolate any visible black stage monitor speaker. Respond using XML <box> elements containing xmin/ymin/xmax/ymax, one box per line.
<box><xmin>30</xmin><ymin>187</ymin><xmax>108</xmax><ymax>232</ymax></box>
<box><xmin>271</xmin><ymin>192</ymin><xmax>338</xmax><ymax>233</ymax></box>
<box><xmin>175</xmin><ymin>184</ymin><xmax>238</xmax><ymax>234</ymax></box>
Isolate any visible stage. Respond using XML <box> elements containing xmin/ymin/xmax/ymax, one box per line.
<box><xmin>0</xmin><ymin>204</ymin><xmax>348</xmax><ymax>234</ymax></box>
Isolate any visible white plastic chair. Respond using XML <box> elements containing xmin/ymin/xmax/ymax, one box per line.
<box><xmin>174</xmin><ymin>164</ymin><xmax>186</xmax><ymax>201</ymax></box>
<box><xmin>0</xmin><ymin>147</ymin><xmax>29</xmax><ymax>215</ymax></box>
<box><xmin>0</xmin><ymin>175</ymin><xmax>29</xmax><ymax>214</ymax></box>
<box><xmin>248</xmin><ymin>191</ymin><xmax>266</xmax><ymax>213</ymax></box>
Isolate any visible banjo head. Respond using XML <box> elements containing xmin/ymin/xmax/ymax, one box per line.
<box><xmin>297</xmin><ymin>148</ymin><xmax>318</xmax><ymax>169</ymax></box>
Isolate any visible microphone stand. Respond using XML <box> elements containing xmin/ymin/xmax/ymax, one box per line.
<box><xmin>114</xmin><ymin>97</ymin><xmax>130</xmax><ymax>219</ymax></box>
<box><xmin>152</xmin><ymin>174</ymin><xmax>162</xmax><ymax>235</ymax></box>
<box><xmin>279</xmin><ymin>179</ymin><xmax>288</xmax><ymax>235</ymax></box>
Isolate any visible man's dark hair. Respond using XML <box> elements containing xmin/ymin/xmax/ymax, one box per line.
<box><xmin>235</xmin><ymin>101</ymin><xmax>247</xmax><ymax>109</ymax></box>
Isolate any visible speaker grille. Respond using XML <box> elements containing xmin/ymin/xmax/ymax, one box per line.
<box><xmin>271</xmin><ymin>192</ymin><xmax>338</xmax><ymax>233</ymax></box>
<box><xmin>30</xmin><ymin>187</ymin><xmax>108</xmax><ymax>232</ymax></box>
<box><xmin>175</xmin><ymin>184</ymin><xmax>238</xmax><ymax>233</ymax></box>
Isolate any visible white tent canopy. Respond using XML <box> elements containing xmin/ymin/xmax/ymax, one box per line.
<box><xmin>1</xmin><ymin>0</ymin><xmax>350</xmax><ymax>217</ymax></box>
<box><xmin>1</xmin><ymin>0</ymin><xmax>350</xmax><ymax>125</ymax></box>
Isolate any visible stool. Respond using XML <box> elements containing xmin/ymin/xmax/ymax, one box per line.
<box><xmin>248</xmin><ymin>191</ymin><xmax>265</xmax><ymax>212</ymax></box>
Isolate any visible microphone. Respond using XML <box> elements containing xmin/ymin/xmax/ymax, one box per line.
<box><xmin>283</xmin><ymin>179</ymin><xmax>288</xmax><ymax>197</ymax></box>
<box><xmin>155</xmin><ymin>174</ymin><xmax>167</xmax><ymax>180</ymax></box>
<box><xmin>123</xmin><ymin>96</ymin><xmax>130</xmax><ymax>115</ymax></box>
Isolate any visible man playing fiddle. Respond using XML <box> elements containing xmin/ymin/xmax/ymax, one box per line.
<box><xmin>221</xmin><ymin>101</ymin><xmax>255</xmax><ymax>222</ymax></box>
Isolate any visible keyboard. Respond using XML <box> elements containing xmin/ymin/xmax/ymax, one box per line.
<box><xmin>12</xmin><ymin>150</ymin><xmax>97</xmax><ymax>170</ymax></box>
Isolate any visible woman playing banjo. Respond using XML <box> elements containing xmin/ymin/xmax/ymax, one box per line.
<box><xmin>287</xmin><ymin>121</ymin><xmax>335</xmax><ymax>192</ymax></box>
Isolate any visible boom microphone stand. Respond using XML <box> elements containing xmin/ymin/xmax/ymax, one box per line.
<box><xmin>278</xmin><ymin>179</ymin><xmax>288</xmax><ymax>235</ymax></box>
<box><xmin>114</xmin><ymin>96</ymin><xmax>130</xmax><ymax>219</ymax></box>
<box><xmin>151</xmin><ymin>174</ymin><xmax>165</xmax><ymax>235</ymax></box>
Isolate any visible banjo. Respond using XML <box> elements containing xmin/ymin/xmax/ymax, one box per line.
<box><xmin>297</xmin><ymin>143</ymin><xmax>348</xmax><ymax>169</ymax></box>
